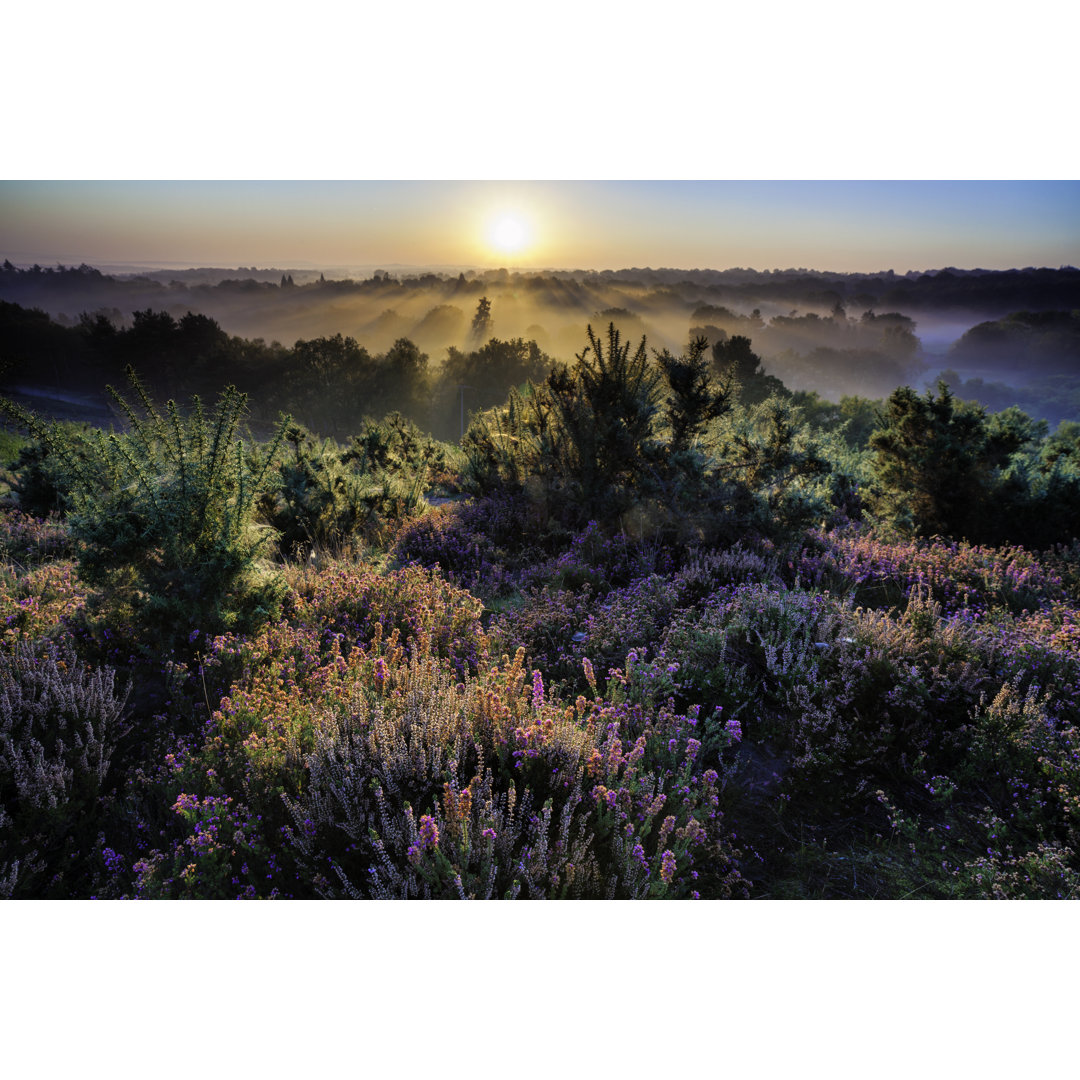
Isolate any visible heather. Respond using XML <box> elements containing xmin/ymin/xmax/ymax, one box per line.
<box><xmin>1</xmin><ymin>324</ymin><xmax>1079</xmax><ymax>898</ymax></box>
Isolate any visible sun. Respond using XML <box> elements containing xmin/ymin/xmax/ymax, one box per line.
<box><xmin>487</xmin><ymin>213</ymin><xmax>531</xmax><ymax>257</ymax></box>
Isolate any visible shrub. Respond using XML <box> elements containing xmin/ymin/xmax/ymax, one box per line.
<box><xmin>0</xmin><ymin>637</ymin><xmax>130</xmax><ymax>897</ymax></box>
<box><xmin>4</xmin><ymin>422</ymin><xmax>99</xmax><ymax>518</ymax></box>
<box><xmin>4</xmin><ymin>370</ymin><xmax>290</xmax><ymax>654</ymax></box>
<box><xmin>0</xmin><ymin>559</ymin><xmax>85</xmax><ymax>649</ymax></box>
<box><xmin>282</xmin><ymin>645</ymin><xmax>746</xmax><ymax>899</ymax></box>
<box><xmin>136</xmin><ymin>590</ymin><xmax>746</xmax><ymax>899</ymax></box>
<box><xmin>794</xmin><ymin>529</ymin><xmax>1067</xmax><ymax>617</ymax></box>
<box><xmin>258</xmin><ymin>418</ymin><xmax>459</xmax><ymax>557</ymax></box>
<box><xmin>0</xmin><ymin>509</ymin><xmax>73</xmax><ymax>565</ymax></box>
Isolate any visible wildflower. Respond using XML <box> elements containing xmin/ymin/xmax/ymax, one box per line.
<box><xmin>725</xmin><ymin>718</ymin><xmax>743</xmax><ymax>744</ymax></box>
<box><xmin>660</xmin><ymin>849</ymin><xmax>677</xmax><ymax>884</ymax></box>
<box><xmin>583</xmin><ymin>657</ymin><xmax>596</xmax><ymax>692</ymax></box>
<box><xmin>373</xmin><ymin>657</ymin><xmax>388</xmax><ymax>691</ymax></box>
<box><xmin>657</xmin><ymin>815</ymin><xmax>676</xmax><ymax>848</ymax></box>
<box><xmin>407</xmin><ymin>814</ymin><xmax>440</xmax><ymax>865</ymax></box>
<box><xmin>532</xmin><ymin>669</ymin><xmax>544</xmax><ymax>709</ymax></box>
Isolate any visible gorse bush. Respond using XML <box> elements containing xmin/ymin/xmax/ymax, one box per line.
<box><xmin>706</xmin><ymin>397</ymin><xmax>836</xmax><ymax>542</ymax></box>
<box><xmin>460</xmin><ymin>324</ymin><xmax>835</xmax><ymax>555</ymax></box>
<box><xmin>867</xmin><ymin>382</ymin><xmax>1080</xmax><ymax>545</ymax></box>
<box><xmin>258</xmin><ymin>417</ymin><xmax>462</xmax><ymax>558</ymax></box>
<box><xmin>4</xmin><ymin>421</ymin><xmax>100</xmax><ymax>519</ymax></box>
<box><xmin>463</xmin><ymin>324</ymin><xmax>676</xmax><ymax>527</ymax></box>
<box><xmin>4</xmin><ymin>369</ymin><xmax>290</xmax><ymax>653</ymax></box>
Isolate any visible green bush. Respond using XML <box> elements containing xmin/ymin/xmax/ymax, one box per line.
<box><xmin>3</xmin><ymin>370</ymin><xmax>289</xmax><ymax>654</ymax></box>
<box><xmin>5</xmin><ymin>422</ymin><xmax>99</xmax><ymax>518</ymax></box>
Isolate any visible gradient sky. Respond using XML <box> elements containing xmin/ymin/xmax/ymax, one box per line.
<box><xmin>1</xmin><ymin>180</ymin><xmax>1076</xmax><ymax>274</ymax></box>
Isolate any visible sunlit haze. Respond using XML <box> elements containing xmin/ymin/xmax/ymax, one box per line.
<box><xmin>2</xmin><ymin>180</ymin><xmax>1076</xmax><ymax>274</ymax></box>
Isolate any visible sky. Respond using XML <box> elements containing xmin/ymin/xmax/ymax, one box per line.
<box><xmin>2</xmin><ymin>179</ymin><xmax>1077</xmax><ymax>275</ymax></box>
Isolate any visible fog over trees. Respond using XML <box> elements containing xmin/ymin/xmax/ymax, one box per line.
<box><xmin>2</xmin><ymin>260</ymin><xmax>1079</xmax><ymax>433</ymax></box>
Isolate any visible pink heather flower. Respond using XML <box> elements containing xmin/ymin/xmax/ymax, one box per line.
<box><xmin>660</xmin><ymin>849</ymin><xmax>677</xmax><ymax>884</ymax></box>
<box><xmin>531</xmin><ymin>669</ymin><xmax>544</xmax><ymax>709</ymax></box>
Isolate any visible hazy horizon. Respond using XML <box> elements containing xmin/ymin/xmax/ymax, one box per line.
<box><xmin>3</xmin><ymin>181</ymin><xmax>1077</xmax><ymax>276</ymax></box>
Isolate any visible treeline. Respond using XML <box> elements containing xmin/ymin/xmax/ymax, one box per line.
<box><xmin>5</xmin><ymin>260</ymin><xmax>1080</xmax><ymax>416</ymax></box>
<box><xmin>5</xmin><ymin>296</ymin><xmax>1080</xmax><ymax>552</ymax></box>
<box><xmin>948</xmin><ymin>309</ymin><xmax>1080</xmax><ymax>377</ymax></box>
<box><xmin>6</xmin><ymin>259</ymin><xmax>1078</xmax><ymax>314</ymax></box>
<box><xmin>0</xmin><ymin>298</ymin><xmax>550</xmax><ymax>442</ymax></box>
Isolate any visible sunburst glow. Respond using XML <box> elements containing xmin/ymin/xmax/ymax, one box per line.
<box><xmin>488</xmin><ymin>214</ymin><xmax>530</xmax><ymax>256</ymax></box>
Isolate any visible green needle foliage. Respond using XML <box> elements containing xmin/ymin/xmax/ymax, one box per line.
<box><xmin>462</xmin><ymin>323</ymin><xmax>831</xmax><ymax>546</ymax></box>
<box><xmin>2</xmin><ymin>368</ymin><xmax>290</xmax><ymax>652</ymax></box>
<box><xmin>463</xmin><ymin>323</ymin><xmax>668</xmax><ymax>524</ymax></box>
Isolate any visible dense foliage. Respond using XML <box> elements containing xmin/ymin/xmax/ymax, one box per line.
<box><xmin>1</xmin><ymin>315</ymin><xmax>1079</xmax><ymax>900</ymax></box>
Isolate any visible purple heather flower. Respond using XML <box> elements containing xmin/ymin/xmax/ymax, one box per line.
<box><xmin>532</xmin><ymin>669</ymin><xmax>544</xmax><ymax>709</ymax></box>
<box><xmin>407</xmin><ymin>814</ymin><xmax>440</xmax><ymax>865</ymax></box>
<box><xmin>373</xmin><ymin>657</ymin><xmax>388</xmax><ymax>689</ymax></box>
<box><xmin>725</xmin><ymin>718</ymin><xmax>743</xmax><ymax>743</ymax></box>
